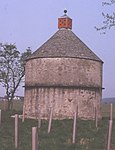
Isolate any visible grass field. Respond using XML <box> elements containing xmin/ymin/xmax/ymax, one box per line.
<box><xmin>0</xmin><ymin>101</ymin><xmax>115</xmax><ymax>150</ymax></box>
<box><xmin>101</xmin><ymin>103</ymin><xmax>115</xmax><ymax>118</ymax></box>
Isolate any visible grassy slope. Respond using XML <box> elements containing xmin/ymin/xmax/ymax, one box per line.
<box><xmin>0</xmin><ymin>101</ymin><xmax>115</xmax><ymax>150</ymax></box>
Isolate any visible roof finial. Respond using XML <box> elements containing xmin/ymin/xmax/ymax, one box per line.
<box><xmin>64</xmin><ymin>9</ymin><xmax>67</xmax><ymax>15</ymax></box>
<box><xmin>58</xmin><ymin>9</ymin><xmax>72</xmax><ymax>30</ymax></box>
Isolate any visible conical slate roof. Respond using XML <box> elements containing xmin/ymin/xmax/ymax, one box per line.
<box><xmin>28</xmin><ymin>29</ymin><xmax>102</xmax><ymax>62</ymax></box>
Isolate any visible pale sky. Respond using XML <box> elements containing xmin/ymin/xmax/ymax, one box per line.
<box><xmin>0</xmin><ymin>0</ymin><xmax>115</xmax><ymax>98</ymax></box>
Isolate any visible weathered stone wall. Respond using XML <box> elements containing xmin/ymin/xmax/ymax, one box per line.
<box><xmin>25</xmin><ymin>58</ymin><xmax>102</xmax><ymax>88</ymax></box>
<box><xmin>24</xmin><ymin>57</ymin><xmax>102</xmax><ymax>120</ymax></box>
<box><xmin>24</xmin><ymin>87</ymin><xmax>101</xmax><ymax>119</ymax></box>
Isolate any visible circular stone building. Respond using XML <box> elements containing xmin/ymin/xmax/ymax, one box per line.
<box><xmin>23</xmin><ymin>11</ymin><xmax>103</xmax><ymax>120</ymax></box>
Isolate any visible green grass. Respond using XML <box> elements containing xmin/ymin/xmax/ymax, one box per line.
<box><xmin>0</xmin><ymin>111</ymin><xmax>115</xmax><ymax>150</ymax></box>
<box><xmin>0</xmin><ymin>102</ymin><xmax>115</xmax><ymax>150</ymax></box>
<box><xmin>101</xmin><ymin>103</ymin><xmax>115</xmax><ymax>117</ymax></box>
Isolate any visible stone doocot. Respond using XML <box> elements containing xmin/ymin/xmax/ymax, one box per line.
<box><xmin>24</xmin><ymin>57</ymin><xmax>102</xmax><ymax>119</ymax></box>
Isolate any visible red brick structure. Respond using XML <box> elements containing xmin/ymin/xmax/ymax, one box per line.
<box><xmin>58</xmin><ymin>10</ymin><xmax>72</xmax><ymax>29</ymax></box>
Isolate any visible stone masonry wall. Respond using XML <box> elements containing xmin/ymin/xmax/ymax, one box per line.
<box><xmin>24</xmin><ymin>57</ymin><xmax>102</xmax><ymax>120</ymax></box>
<box><xmin>25</xmin><ymin>58</ymin><xmax>102</xmax><ymax>88</ymax></box>
<box><xmin>24</xmin><ymin>87</ymin><xmax>101</xmax><ymax>120</ymax></box>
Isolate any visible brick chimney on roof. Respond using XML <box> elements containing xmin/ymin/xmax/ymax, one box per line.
<box><xmin>58</xmin><ymin>10</ymin><xmax>72</xmax><ymax>30</ymax></box>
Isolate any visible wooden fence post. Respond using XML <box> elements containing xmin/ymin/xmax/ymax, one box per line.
<box><xmin>32</xmin><ymin>127</ymin><xmax>38</xmax><ymax>150</ymax></box>
<box><xmin>38</xmin><ymin>117</ymin><xmax>41</xmax><ymax>129</ymax></box>
<box><xmin>107</xmin><ymin>120</ymin><xmax>113</xmax><ymax>150</ymax></box>
<box><xmin>48</xmin><ymin>107</ymin><xmax>53</xmax><ymax>133</ymax></box>
<box><xmin>110</xmin><ymin>103</ymin><xmax>113</xmax><ymax>121</ymax></box>
<box><xmin>0</xmin><ymin>109</ymin><xmax>1</xmax><ymax>126</ymax></box>
<box><xmin>22</xmin><ymin>105</ymin><xmax>25</xmax><ymax>122</ymax></box>
<box><xmin>95</xmin><ymin>106</ymin><xmax>98</xmax><ymax>128</ymax></box>
<box><xmin>72</xmin><ymin>105</ymin><xmax>78</xmax><ymax>144</ymax></box>
<box><xmin>15</xmin><ymin>114</ymin><xmax>19</xmax><ymax>149</ymax></box>
<box><xmin>37</xmin><ymin>106</ymin><xmax>41</xmax><ymax>129</ymax></box>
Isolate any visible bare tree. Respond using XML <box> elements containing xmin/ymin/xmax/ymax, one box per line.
<box><xmin>95</xmin><ymin>0</ymin><xmax>115</xmax><ymax>33</ymax></box>
<box><xmin>0</xmin><ymin>43</ymin><xmax>31</xmax><ymax>110</ymax></box>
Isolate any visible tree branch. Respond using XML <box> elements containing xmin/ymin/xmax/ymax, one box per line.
<box><xmin>95</xmin><ymin>0</ymin><xmax>115</xmax><ymax>33</ymax></box>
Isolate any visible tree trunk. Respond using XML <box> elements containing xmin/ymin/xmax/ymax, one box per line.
<box><xmin>7</xmin><ymin>100</ymin><xmax>13</xmax><ymax>110</ymax></box>
<box><xmin>7</xmin><ymin>100</ymin><xmax>11</xmax><ymax>110</ymax></box>
<box><xmin>10</xmin><ymin>100</ymin><xmax>13</xmax><ymax>110</ymax></box>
